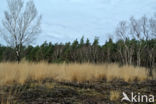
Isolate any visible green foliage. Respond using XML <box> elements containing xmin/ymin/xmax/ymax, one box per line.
<box><xmin>93</xmin><ymin>37</ymin><xmax>99</xmax><ymax>46</ymax></box>
<box><xmin>80</xmin><ymin>36</ymin><xmax>84</xmax><ymax>47</ymax></box>
<box><xmin>86</xmin><ymin>38</ymin><xmax>90</xmax><ymax>46</ymax></box>
<box><xmin>0</xmin><ymin>38</ymin><xmax>155</xmax><ymax>69</ymax></box>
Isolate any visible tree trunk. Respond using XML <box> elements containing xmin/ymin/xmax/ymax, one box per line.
<box><xmin>16</xmin><ymin>50</ymin><xmax>21</xmax><ymax>64</ymax></box>
<box><xmin>15</xmin><ymin>44</ymin><xmax>22</xmax><ymax>64</ymax></box>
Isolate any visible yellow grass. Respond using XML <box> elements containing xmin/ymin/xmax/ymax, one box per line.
<box><xmin>0</xmin><ymin>62</ymin><xmax>148</xmax><ymax>85</ymax></box>
<box><xmin>110</xmin><ymin>90</ymin><xmax>120</xmax><ymax>101</ymax></box>
<box><xmin>153</xmin><ymin>70</ymin><xmax>156</xmax><ymax>79</ymax></box>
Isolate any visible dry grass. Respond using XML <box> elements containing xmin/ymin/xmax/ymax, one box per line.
<box><xmin>0</xmin><ymin>89</ymin><xmax>16</xmax><ymax>104</ymax></box>
<box><xmin>110</xmin><ymin>90</ymin><xmax>120</xmax><ymax>101</ymax></box>
<box><xmin>0</xmin><ymin>62</ymin><xmax>148</xmax><ymax>85</ymax></box>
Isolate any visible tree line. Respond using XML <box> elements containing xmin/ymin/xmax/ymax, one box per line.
<box><xmin>0</xmin><ymin>37</ymin><xmax>155</xmax><ymax>68</ymax></box>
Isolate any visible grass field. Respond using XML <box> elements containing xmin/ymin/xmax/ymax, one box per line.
<box><xmin>0</xmin><ymin>62</ymin><xmax>148</xmax><ymax>85</ymax></box>
<box><xmin>0</xmin><ymin>62</ymin><xmax>156</xmax><ymax>104</ymax></box>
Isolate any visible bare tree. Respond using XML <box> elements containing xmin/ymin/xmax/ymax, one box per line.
<box><xmin>129</xmin><ymin>15</ymin><xmax>155</xmax><ymax>76</ymax></box>
<box><xmin>130</xmin><ymin>16</ymin><xmax>154</xmax><ymax>66</ymax></box>
<box><xmin>150</xmin><ymin>14</ymin><xmax>156</xmax><ymax>38</ymax></box>
<box><xmin>116</xmin><ymin>21</ymin><xmax>134</xmax><ymax>65</ymax></box>
<box><xmin>0</xmin><ymin>0</ymin><xmax>41</xmax><ymax>63</ymax></box>
<box><xmin>130</xmin><ymin>16</ymin><xmax>142</xmax><ymax>66</ymax></box>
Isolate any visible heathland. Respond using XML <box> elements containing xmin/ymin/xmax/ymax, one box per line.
<box><xmin>0</xmin><ymin>1</ymin><xmax>155</xmax><ymax>103</ymax></box>
<box><xmin>0</xmin><ymin>62</ymin><xmax>155</xmax><ymax>104</ymax></box>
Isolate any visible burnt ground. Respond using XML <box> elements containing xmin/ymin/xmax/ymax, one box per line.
<box><xmin>0</xmin><ymin>79</ymin><xmax>156</xmax><ymax>104</ymax></box>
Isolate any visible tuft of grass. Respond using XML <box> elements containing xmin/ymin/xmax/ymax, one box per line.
<box><xmin>152</xmin><ymin>70</ymin><xmax>156</xmax><ymax>80</ymax></box>
<box><xmin>110</xmin><ymin>90</ymin><xmax>120</xmax><ymax>101</ymax></box>
<box><xmin>0</xmin><ymin>62</ymin><xmax>148</xmax><ymax>85</ymax></box>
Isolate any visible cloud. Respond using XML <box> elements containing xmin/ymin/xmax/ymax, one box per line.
<box><xmin>0</xmin><ymin>0</ymin><xmax>156</xmax><ymax>45</ymax></box>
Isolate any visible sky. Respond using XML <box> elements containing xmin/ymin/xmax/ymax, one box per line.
<box><xmin>0</xmin><ymin>0</ymin><xmax>156</xmax><ymax>45</ymax></box>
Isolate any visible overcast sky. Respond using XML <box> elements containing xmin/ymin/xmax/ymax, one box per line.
<box><xmin>0</xmin><ymin>0</ymin><xmax>156</xmax><ymax>45</ymax></box>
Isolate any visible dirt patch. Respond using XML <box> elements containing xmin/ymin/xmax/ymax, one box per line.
<box><xmin>0</xmin><ymin>80</ymin><xmax>156</xmax><ymax>104</ymax></box>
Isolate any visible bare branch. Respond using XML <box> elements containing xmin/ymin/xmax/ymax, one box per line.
<box><xmin>116</xmin><ymin>21</ymin><xmax>129</xmax><ymax>41</ymax></box>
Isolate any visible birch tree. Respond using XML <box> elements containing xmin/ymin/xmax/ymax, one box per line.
<box><xmin>116</xmin><ymin>21</ymin><xmax>134</xmax><ymax>65</ymax></box>
<box><xmin>0</xmin><ymin>0</ymin><xmax>41</xmax><ymax>63</ymax></box>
